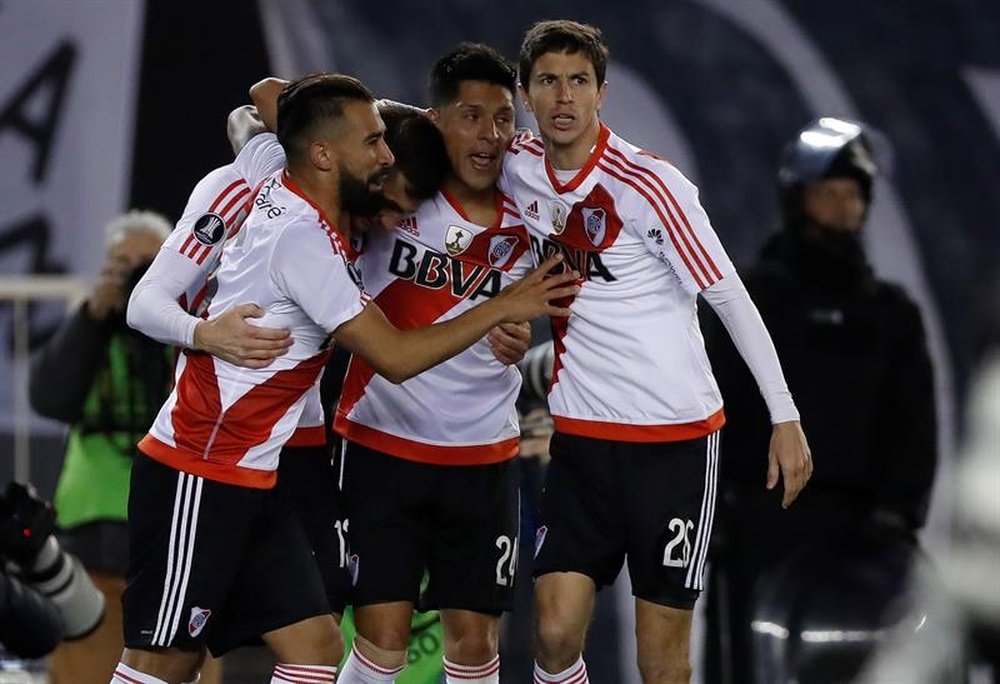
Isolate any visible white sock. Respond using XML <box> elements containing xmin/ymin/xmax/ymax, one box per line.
<box><xmin>337</xmin><ymin>643</ymin><xmax>403</xmax><ymax>683</ymax></box>
<box><xmin>271</xmin><ymin>663</ymin><xmax>338</xmax><ymax>683</ymax></box>
<box><xmin>533</xmin><ymin>656</ymin><xmax>590</xmax><ymax>683</ymax></box>
<box><xmin>444</xmin><ymin>655</ymin><xmax>500</xmax><ymax>683</ymax></box>
<box><xmin>110</xmin><ymin>662</ymin><xmax>170</xmax><ymax>684</ymax></box>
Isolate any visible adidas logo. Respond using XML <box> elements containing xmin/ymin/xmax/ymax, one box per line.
<box><xmin>524</xmin><ymin>200</ymin><xmax>540</xmax><ymax>221</ymax></box>
<box><xmin>397</xmin><ymin>216</ymin><xmax>419</xmax><ymax>236</ymax></box>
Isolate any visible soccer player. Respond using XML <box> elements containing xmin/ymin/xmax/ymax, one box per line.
<box><xmin>114</xmin><ymin>73</ymin><xmax>575</xmax><ymax>684</ymax></box>
<box><xmin>502</xmin><ymin>21</ymin><xmax>813</xmax><ymax>683</ymax></box>
<box><xmin>330</xmin><ymin>44</ymin><xmax>530</xmax><ymax>684</ymax></box>
<box><xmin>127</xmin><ymin>100</ymin><xmax>451</xmax><ymax>641</ymax></box>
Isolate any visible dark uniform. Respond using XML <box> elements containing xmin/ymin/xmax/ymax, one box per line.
<box><xmin>703</xmin><ymin>119</ymin><xmax>938</xmax><ymax>683</ymax></box>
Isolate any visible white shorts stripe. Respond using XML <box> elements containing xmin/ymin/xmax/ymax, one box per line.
<box><xmin>156</xmin><ymin>473</ymin><xmax>193</xmax><ymax>646</ymax></box>
<box><xmin>152</xmin><ymin>471</ymin><xmax>186</xmax><ymax>645</ymax></box>
<box><xmin>685</xmin><ymin>432</ymin><xmax>719</xmax><ymax>590</ymax></box>
<box><xmin>167</xmin><ymin>475</ymin><xmax>204</xmax><ymax>642</ymax></box>
<box><xmin>152</xmin><ymin>473</ymin><xmax>204</xmax><ymax>646</ymax></box>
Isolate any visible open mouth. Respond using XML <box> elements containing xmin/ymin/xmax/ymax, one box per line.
<box><xmin>469</xmin><ymin>151</ymin><xmax>498</xmax><ymax>172</ymax></box>
<box><xmin>551</xmin><ymin>113</ymin><xmax>576</xmax><ymax>131</ymax></box>
<box><xmin>368</xmin><ymin>170</ymin><xmax>390</xmax><ymax>193</ymax></box>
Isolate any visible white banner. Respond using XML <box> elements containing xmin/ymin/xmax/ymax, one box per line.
<box><xmin>0</xmin><ymin>0</ymin><xmax>145</xmax><ymax>434</ymax></box>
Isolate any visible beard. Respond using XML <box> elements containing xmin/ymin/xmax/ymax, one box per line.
<box><xmin>339</xmin><ymin>164</ymin><xmax>387</xmax><ymax>216</ymax></box>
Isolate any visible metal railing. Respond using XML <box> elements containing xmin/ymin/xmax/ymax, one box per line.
<box><xmin>0</xmin><ymin>276</ymin><xmax>87</xmax><ymax>483</ymax></box>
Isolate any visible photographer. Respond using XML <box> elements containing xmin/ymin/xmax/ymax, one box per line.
<box><xmin>29</xmin><ymin>211</ymin><xmax>175</xmax><ymax>684</ymax></box>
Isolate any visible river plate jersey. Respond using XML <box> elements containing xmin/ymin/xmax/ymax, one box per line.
<box><xmin>159</xmin><ymin>133</ymin><xmax>326</xmax><ymax>444</ymax></box>
<box><xmin>140</xmin><ymin>170</ymin><xmax>368</xmax><ymax>487</ymax></box>
<box><xmin>335</xmin><ymin>189</ymin><xmax>532</xmax><ymax>465</ymax></box>
<box><xmin>502</xmin><ymin>124</ymin><xmax>734</xmax><ymax>442</ymax></box>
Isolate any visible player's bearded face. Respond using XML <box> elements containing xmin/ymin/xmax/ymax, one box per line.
<box><xmin>338</xmin><ymin>162</ymin><xmax>389</xmax><ymax>215</ymax></box>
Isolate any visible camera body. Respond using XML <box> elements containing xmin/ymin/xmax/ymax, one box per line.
<box><xmin>0</xmin><ymin>482</ymin><xmax>105</xmax><ymax>640</ymax></box>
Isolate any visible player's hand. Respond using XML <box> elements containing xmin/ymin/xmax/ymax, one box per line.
<box><xmin>496</xmin><ymin>254</ymin><xmax>579</xmax><ymax>322</ymax></box>
<box><xmin>193</xmin><ymin>303</ymin><xmax>292</xmax><ymax>368</ymax></box>
<box><xmin>767</xmin><ymin>420</ymin><xmax>812</xmax><ymax>508</ymax></box>
<box><xmin>488</xmin><ymin>322</ymin><xmax>531</xmax><ymax>365</ymax></box>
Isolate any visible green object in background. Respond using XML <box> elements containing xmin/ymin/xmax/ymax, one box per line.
<box><xmin>339</xmin><ymin>606</ymin><xmax>445</xmax><ymax>683</ymax></box>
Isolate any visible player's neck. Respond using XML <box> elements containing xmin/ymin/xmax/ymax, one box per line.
<box><xmin>443</xmin><ymin>176</ymin><xmax>498</xmax><ymax>227</ymax></box>
<box><xmin>546</xmin><ymin>118</ymin><xmax>601</xmax><ymax>171</ymax></box>
<box><xmin>285</xmin><ymin>168</ymin><xmax>341</xmax><ymax>226</ymax></box>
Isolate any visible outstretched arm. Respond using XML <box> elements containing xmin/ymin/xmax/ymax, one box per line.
<box><xmin>334</xmin><ymin>256</ymin><xmax>577</xmax><ymax>384</ymax></box>
<box><xmin>702</xmin><ymin>275</ymin><xmax>812</xmax><ymax>508</ymax></box>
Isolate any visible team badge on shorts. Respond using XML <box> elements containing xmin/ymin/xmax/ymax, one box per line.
<box><xmin>549</xmin><ymin>202</ymin><xmax>568</xmax><ymax>235</ymax></box>
<box><xmin>192</xmin><ymin>213</ymin><xmax>226</xmax><ymax>245</ymax></box>
<box><xmin>348</xmin><ymin>553</ymin><xmax>360</xmax><ymax>586</ymax></box>
<box><xmin>445</xmin><ymin>225</ymin><xmax>472</xmax><ymax>256</ymax></box>
<box><xmin>188</xmin><ymin>607</ymin><xmax>212</xmax><ymax>637</ymax></box>
<box><xmin>534</xmin><ymin>525</ymin><xmax>548</xmax><ymax>559</ymax></box>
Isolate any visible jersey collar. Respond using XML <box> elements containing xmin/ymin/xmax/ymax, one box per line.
<box><xmin>544</xmin><ymin>122</ymin><xmax>611</xmax><ymax>195</ymax></box>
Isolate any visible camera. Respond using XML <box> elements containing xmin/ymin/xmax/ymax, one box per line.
<box><xmin>0</xmin><ymin>482</ymin><xmax>105</xmax><ymax>639</ymax></box>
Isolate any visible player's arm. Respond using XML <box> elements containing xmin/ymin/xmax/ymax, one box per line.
<box><xmin>701</xmin><ymin>275</ymin><xmax>811</xmax><ymax>508</ymax></box>
<box><xmin>249</xmin><ymin>77</ymin><xmax>287</xmax><ymax>132</ymax></box>
<box><xmin>333</xmin><ymin>256</ymin><xmax>576</xmax><ymax>383</ymax></box>
<box><xmin>127</xmin><ymin>248</ymin><xmax>292</xmax><ymax>367</ymax></box>
<box><xmin>637</xmin><ymin>161</ymin><xmax>811</xmax><ymax>507</ymax></box>
<box><xmin>227</xmin><ymin>104</ymin><xmax>269</xmax><ymax>156</ymax></box>
<box><xmin>127</xmin><ymin>167</ymin><xmax>291</xmax><ymax>366</ymax></box>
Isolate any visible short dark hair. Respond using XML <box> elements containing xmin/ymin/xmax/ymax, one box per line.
<box><xmin>428</xmin><ymin>43</ymin><xmax>517</xmax><ymax>107</ymax></box>
<box><xmin>379</xmin><ymin>103</ymin><xmax>449</xmax><ymax>201</ymax></box>
<box><xmin>276</xmin><ymin>73</ymin><xmax>374</xmax><ymax>164</ymax></box>
<box><xmin>518</xmin><ymin>20</ymin><xmax>609</xmax><ymax>90</ymax></box>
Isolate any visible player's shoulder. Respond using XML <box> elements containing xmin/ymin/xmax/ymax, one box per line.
<box><xmin>601</xmin><ymin>133</ymin><xmax>701</xmax><ymax>207</ymax></box>
<box><xmin>506</xmin><ymin>128</ymin><xmax>545</xmax><ymax>167</ymax></box>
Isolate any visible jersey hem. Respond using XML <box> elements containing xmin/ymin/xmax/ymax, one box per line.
<box><xmin>334</xmin><ymin>415</ymin><xmax>518</xmax><ymax>466</ymax></box>
<box><xmin>138</xmin><ymin>435</ymin><xmax>277</xmax><ymax>489</ymax></box>
<box><xmin>552</xmin><ymin>408</ymin><xmax>725</xmax><ymax>442</ymax></box>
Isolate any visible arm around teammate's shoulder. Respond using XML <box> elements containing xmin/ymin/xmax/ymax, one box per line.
<box><xmin>333</xmin><ymin>255</ymin><xmax>578</xmax><ymax>384</ymax></box>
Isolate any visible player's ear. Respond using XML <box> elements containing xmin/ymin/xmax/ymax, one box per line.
<box><xmin>308</xmin><ymin>140</ymin><xmax>335</xmax><ymax>172</ymax></box>
<box><xmin>596</xmin><ymin>80</ymin><xmax>608</xmax><ymax>113</ymax></box>
<box><xmin>518</xmin><ymin>83</ymin><xmax>532</xmax><ymax>113</ymax></box>
<box><xmin>427</xmin><ymin>108</ymin><xmax>440</xmax><ymax>123</ymax></box>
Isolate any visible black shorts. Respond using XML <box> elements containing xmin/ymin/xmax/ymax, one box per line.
<box><xmin>123</xmin><ymin>454</ymin><xmax>330</xmax><ymax>656</ymax></box>
<box><xmin>342</xmin><ymin>442</ymin><xmax>520</xmax><ymax>614</ymax></box>
<box><xmin>533</xmin><ymin>430</ymin><xmax>720</xmax><ymax>610</ymax></box>
<box><xmin>276</xmin><ymin>444</ymin><xmax>349</xmax><ymax>615</ymax></box>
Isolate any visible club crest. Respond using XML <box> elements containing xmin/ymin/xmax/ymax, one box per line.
<box><xmin>488</xmin><ymin>235</ymin><xmax>519</xmax><ymax>269</ymax></box>
<box><xmin>188</xmin><ymin>607</ymin><xmax>212</xmax><ymax>637</ymax></box>
<box><xmin>582</xmin><ymin>207</ymin><xmax>607</xmax><ymax>247</ymax></box>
